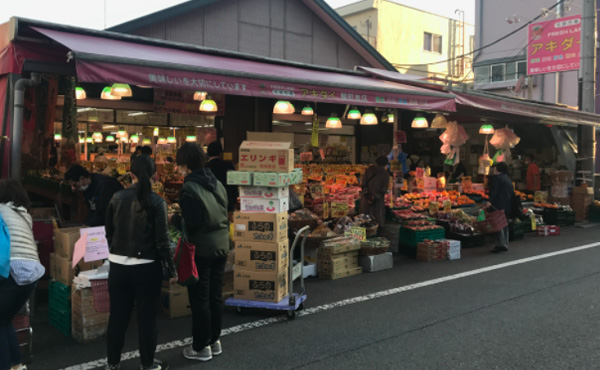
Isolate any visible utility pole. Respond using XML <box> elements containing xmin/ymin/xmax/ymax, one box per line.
<box><xmin>580</xmin><ymin>0</ymin><xmax>596</xmax><ymax>191</ymax></box>
<box><xmin>555</xmin><ymin>0</ymin><xmax>563</xmax><ymax>104</ymax></box>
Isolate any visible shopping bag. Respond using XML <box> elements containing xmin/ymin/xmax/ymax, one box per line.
<box><xmin>478</xmin><ymin>154</ymin><xmax>493</xmax><ymax>175</ymax></box>
<box><xmin>0</xmin><ymin>214</ymin><xmax>10</xmax><ymax>279</ymax></box>
<box><xmin>174</xmin><ymin>220</ymin><xmax>199</xmax><ymax>286</ymax></box>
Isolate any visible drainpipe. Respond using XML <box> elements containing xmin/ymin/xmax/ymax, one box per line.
<box><xmin>11</xmin><ymin>73</ymin><xmax>41</xmax><ymax>180</ymax></box>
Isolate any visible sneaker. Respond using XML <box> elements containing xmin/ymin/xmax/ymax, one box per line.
<box><xmin>105</xmin><ymin>364</ymin><xmax>120</xmax><ymax>370</ymax></box>
<box><xmin>140</xmin><ymin>359</ymin><xmax>169</xmax><ymax>370</ymax></box>
<box><xmin>211</xmin><ymin>340</ymin><xmax>222</xmax><ymax>356</ymax></box>
<box><xmin>183</xmin><ymin>345</ymin><xmax>213</xmax><ymax>361</ymax></box>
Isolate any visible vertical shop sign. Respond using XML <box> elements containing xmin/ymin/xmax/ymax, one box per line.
<box><xmin>61</xmin><ymin>77</ymin><xmax>78</xmax><ymax>167</ymax></box>
<box><xmin>527</xmin><ymin>15</ymin><xmax>581</xmax><ymax>75</ymax></box>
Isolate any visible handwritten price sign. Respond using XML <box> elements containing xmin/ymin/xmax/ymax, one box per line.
<box><xmin>344</xmin><ymin>226</ymin><xmax>366</xmax><ymax>241</ymax></box>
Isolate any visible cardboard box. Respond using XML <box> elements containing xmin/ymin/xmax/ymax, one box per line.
<box><xmin>72</xmin><ymin>321</ymin><xmax>108</xmax><ymax>344</ymax></box>
<box><xmin>233</xmin><ymin>270</ymin><xmax>287</xmax><ymax>303</ymax></box>
<box><xmin>572</xmin><ymin>186</ymin><xmax>593</xmax><ymax>195</ymax></box>
<box><xmin>551</xmin><ymin>185</ymin><xmax>570</xmax><ymax>198</ymax></box>
<box><xmin>238</xmin><ymin>141</ymin><xmax>294</xmax><ymax>173</ymax></box>
<box><xmin>239</xmin><ymin>186</ymin><xmax>289</xmax><ymax>199</ymax></box>
<box><xmin>318</xmin><ymin>237</ymin><xmax>361</xmax><ymax>257</ymax></box>
<box><xmin>319</xmin><ymin>266</ymin><xmax>362</xmax><ymax>280</ymax></box>
<box><xmin>161</xmin><ymin>285</ymin><xmax>192</xmax><ymax>319</ymax></box>
<box><xmin>436</xmin><ymin>239</ymin><xmax>461</xmax><ymax>260</ymax></box>
<box><xmin>49</xmin><ymin>253</ymin><xmax>56</xmax><ymax>279</ymax></box>
<box><xmin>359</xmin><ymin>252</ymin><xmax>394</xmax><ymax>272</ymax></box>
<box><xmin>240</xmin><ymin>198</ymin><xmax>289</xmax><ymax>213</ymax></box>
<box><xmin>318</xmin><ymin>260</ymin><xmax>358</xmax><ymax>274</ymax></box>
<box><xmin>232</xmin><ymin>212</ymin><xmax>288</xmax><ymax>242</ymax></box>
<box><xmin>234</xmin><ymin>240</ymin><xmax>288</xmax><ymax>273</ymax></box>
<box><xmin>252</xmin><ymin>170</ymin><xmax>303</xmax><ymax>187</ymax></box>
<box><xmin>317</xmin><ymin>252</ymin><xmax>358</xmax><ymax>268</ymax></box>
<box><xmin>54</xmin><ymin>227</ymin><xmax>84</xmax><ymax>260</ymax></box>
<box><xmin>52</xmin><ymin>254</ymin><xmax>102</xmax><ymax>287</ymax></box>
<box><xmin>550</xmin><ymin>171</ymin><xmax>574</xmax><ymax>184</ymax></box>
<box><xmin>227</xmin><ymin>171</ymin><xmax>253</xmax><ymax>186</ymax></box>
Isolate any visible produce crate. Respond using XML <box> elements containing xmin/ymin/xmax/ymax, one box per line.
<box><xmin>509</xmin><ymin>221</ymin><xmax>527</xmax><ymax>241</ymax></box>
<box><xmin>446</xmin><ymin>232</ymin><xmax>485</xmax><ymax>248</ymax></box>
<box><xmin>399</xmin><ymin>227</ymin><xmax>445</xmax><ymax>248</ymax></box>
<box><xmin>589</xmin><ymin>205</ymin><xmax>600</xmax><ymax>222</ymax></box>
<box><xmin>543</xmin><ymin>208</ymin><xmax>575</xmax><ymax>227</ymax></box>
<box><xmin>49</xmin><ymin>281</ymin><xmax>71</xmax><ymax>337</ymax></box>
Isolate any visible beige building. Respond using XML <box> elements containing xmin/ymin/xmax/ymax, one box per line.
<box><xmin>337</xmin><ymin>0</ymin><xmax>475</xmax><ymax>82</ymax></box>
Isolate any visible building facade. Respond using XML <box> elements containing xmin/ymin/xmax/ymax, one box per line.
<box><xmin>336</xmin><ymin>0</ymin><xmax>475</xmax><ymax>81</ymax></box>
<box><xmin>473</xmin><ymin>0</ymin><xmax>590</xmax><ymax>108</ymax></box>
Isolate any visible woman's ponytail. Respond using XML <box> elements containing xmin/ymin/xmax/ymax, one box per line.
<box><xmin>130</xmin><ymin>155</ymin><xmax>156</xmax><ymax>211</ymax></box>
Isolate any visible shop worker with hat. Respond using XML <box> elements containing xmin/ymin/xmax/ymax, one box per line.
<box><xmin>64</xmin><ymin>165</ymin><xmax>123</xmax><ymax>226</ymax></box>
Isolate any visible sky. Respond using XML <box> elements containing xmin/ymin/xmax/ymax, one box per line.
<box><xmin>0</xmin><ymin>0</ymin><xmax>475</xmax><ymax>30</ymax></box>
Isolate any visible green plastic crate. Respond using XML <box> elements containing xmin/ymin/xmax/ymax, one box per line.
<box><xmin>399</xmin><ymin>227</ymin><xmax>445</xmax><ymax>248</ymax></box>
<box><xmin>48</xmin><ymin>307</ymin><xmax>71</xmax><ymax>337</ymax></box>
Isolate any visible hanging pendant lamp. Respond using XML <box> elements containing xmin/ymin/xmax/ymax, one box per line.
<box><xmin>479</xmin><ymin>124</ymin><xmax>495</xmax><ymax>135</ymax></box>
<box><xmin>130</xmin><ymin>135</ymin><xmax>139</xmax><ymax>144</ymax></box>
<box><xmin>54</xmin><ymin>134</ymin><xmax>62</xmax><ymax>141</ymax></box>
<box><xmin>86</xmin><ymin>137</ymin><xmax>93</xmax><ymax>143</ymax></box>
<box><xmin>347</xmin><ymin>107</ymin><xmax>362</xmax><ymax>120</ymax></box>
<box><xmin>360</xmin><ymin>111</ymin><xmax>378</xmax><ymax>125</ymax></box>
<box><xmin>110</xmin><ymin>83</ymin><xmax>133</xmax><ymax>97</ymax></box>
<box><xmin>411</xmin><ymin>115</ymin><xmax>429</xmax><ymax>128</ymax></box>
<box><xmin>193</xmin><ymin>91</ymin><xmax>207</xmax><ymax>101</ymax></box>
<box><xmin>142</xmin><ymin>138</ymin><xmax>151</xmax><ymax>145</ymax></box>
<box><xmin>92</xmin><ymin>132</ymin><xmax>103</xmax><ymax>142</ymax></box>
<box><xmin>386</xmin><ymin>113</ymin><xmax>395</xmax><ymax>123</ymax></box>
<box><xmin>186</xmin><ymin>136</ymin><xmax>197</xmax><ymax>142</ymax></box>
<box><xmin>325</xmin><ymin>113</ymin><xmax>342</xmax><ymax>129</ymax></box>
<box><xmin>301</xmin><ymin>105</ymin><xmax>314</xmax><ymax>116</ymax></box>
<box><xmin>106</xmin><ymin>135</ymin><xmax>115</xmax><ymax>142</ymax></box>
<box><xmin>272</xmin><ymin>100</ymin><xmax>295</xmax><ymax>114</ymax></box>
<box><xmin>157</xmin><ymin>137</ymin><xmax>167</xmax><ymax>145</ymax></box>
<box><xmin>200</xmin><ymin>97</ymin><xmax>218</xmax><ymax>112</ymax></box>
<box><xmin>431</xmin><ymin>113</ymin><xmax>448</xmax><ymax>129</ymax></box>
<box><xmin>101</xmin><ymin>87</ymin><xmax>121</xmax><ymax>100</ymax></box>
<box><xmin>75</xmin><ymin>87</ymin><xmax>87</xmax><ymax>100</ymax></box>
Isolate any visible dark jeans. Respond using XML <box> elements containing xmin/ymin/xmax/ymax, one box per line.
<box><xmin>187</xmin><ymin>256</ymin><xmax>227</xmax><ymax>351</ymax></box>
<box><xmin>0</xmin><ymin>276</ymin><xmax>37</xmax><ymax>370</ymax></box>
<box><xmin>106</xmin><ymin>261</ymin><xmax>162</xmax><ymax>368</ymax></box>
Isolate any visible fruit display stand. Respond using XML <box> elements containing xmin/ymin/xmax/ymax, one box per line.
<box><xmin>399</xmin><ymin>222</ymin><xmax>445</xmax><ymax>258</ymax></box>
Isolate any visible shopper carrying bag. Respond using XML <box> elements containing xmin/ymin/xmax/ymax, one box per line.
<box><xmin>170</xmin><ymin>143</ymin><xmax>229</xmax><ymax>362</ymax></box>
<box><xmin>104</xmin><ymin>155</ymin><xmax>176</xmax><ymax>370</ymax></box>
<box><xmin>0</xmin><ymin>180</ymin><xmax>45</xmax><ymax>370</ymax></box>
<box><xmin>174</xmin><ymin>219</ymin><xmax>199</xmax><ymax>286</ymax></box>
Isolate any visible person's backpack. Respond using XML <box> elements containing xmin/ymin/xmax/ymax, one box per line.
<box><xmin>0</xmin><ymin>214</ymin><xmax>10</xmax><ymax>279</ymax></box>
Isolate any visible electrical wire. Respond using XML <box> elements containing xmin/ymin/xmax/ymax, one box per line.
<box><xmin>394</xmin><ymin>0</ymin><xmax>564</xmax><ymax>67</ymax></box>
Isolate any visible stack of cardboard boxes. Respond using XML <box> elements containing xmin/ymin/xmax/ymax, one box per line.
<box><xmin>49</xmin><ymin>227</ymin><xmax>101</xmax><ymax>337</ymax></box>
<box><xmin>318</xmin><ymin>237</ymin><xmax>362</xmax><ymax>280</ymax></box>
<box><xmin>550</xmin><ymin>171</ymin><xmax>573</xmax><ymax>205</ymax></box>
<box><xmin>71</xmin><ymin>286</ymin><xmax>110</xmax><ymax>343</ymax></box>
<box><xmin>161</xmin><ymin>281</ymin><xmax>192</xmax><ymax>319</ymax></box>
<box><xmin>229</xmin><ymin>141</ymin><xmax>302</xmax><ymax>303</ymax></box>
<box><xmin>571</xmin><ymin>186</ymin><xmax>594</xmax><ymax>222</ymax></box>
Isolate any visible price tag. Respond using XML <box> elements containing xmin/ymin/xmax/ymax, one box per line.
<box><xmin>300</xmin><ymin>152</ymin><xmax>313</xmax><ymax>162</ymax></box>
<box><xmin>416</xmin><ymin>167</ymin><xmax>425</xmax><ymax>178</ymax></box>
<box><xmin>325</xmin><ymin>177</ymin><xmax>335</xmax><ymax>186</ymax></box>
<box><xmin>319</xmin><ymin>149</ymin><xmax>325</xmax><ymax>160</ymax></box>
<box><xmin>309</xmin><ymin>184</ymin><xmax>324</xmax><ymax>198</ymax></box>
<box><xmin>344</xmin><ymin>226</ymin><xmax>366</xmax><ymax>241</ymax></box>
<box><xmin>330</xmin><ymin>202</ymin><xmax>349</xmax><ymax>218</ymax></box>
<box><xmin>322</xmin><ymin>202</ymin><xmax>330</xmax><ymax>219</ymax></box>
<box><xmin>336</xmin><ymin>177</ymin><xmax>348</xmax><ymax>187</ymax></box>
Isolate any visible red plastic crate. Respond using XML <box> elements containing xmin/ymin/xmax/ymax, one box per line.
<box><xmin>536</xmin><ymin>225</ymin><xmax>561</xmax><ymax>236</ymax></box>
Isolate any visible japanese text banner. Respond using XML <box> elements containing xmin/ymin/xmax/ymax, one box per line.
<box><xmin>527</xmin><ymin>15</ymin><xmax>581</xmax><ymax>75</ymax></box>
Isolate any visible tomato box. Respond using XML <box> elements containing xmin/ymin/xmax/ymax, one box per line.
<box><xmin>233</xmin><ymin>270</ymin><xmax>288</xmax><ymax>303</ymax></box>
<box><xmin>227</xmin><ymin>171</ymin><xmax>253</xmax><ymax>186</ymax></box>
<box><xmin>536</xmin><ymin>225</ymin><xmax>560</xmax><ymax>236</ymax></box>
<box><xmin>234</xmin><ymin>240</ymin><xmax>289</xmax><ymax>273</ymax></box>
<box><xmin>252</xmin><ymin>170</ymin><xmax>303</xmax><ymax>187</ymax></box>
<box><xmin>232</xmin><ymin>212</ymin><xmax>288</xmax><ymax>242</ymax></box>
<box><xmin>240</xmin><ymin>198</ymin><xmax>289</xmax><ymax>213</ymax></box>
<box><xmin>238</xmin><ymin>141</ymin><xmax>294</xmax><ymax>173</ymax></box>
<box><xmin>238</xmin><ymin>186</ymin><xmax>289</xmax><ymax>199</ymax></box>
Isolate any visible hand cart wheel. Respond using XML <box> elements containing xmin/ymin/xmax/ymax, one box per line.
<box><xmin>286</xmin><ymin>310</ymin><xmax>296</xmax><ymax>319</ymax></box>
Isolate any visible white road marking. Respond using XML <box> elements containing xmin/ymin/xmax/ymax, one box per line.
<box><xmin>61</xmin><ymin>241</ymin><xmax>600</xmax><ymax>370</ymax></box>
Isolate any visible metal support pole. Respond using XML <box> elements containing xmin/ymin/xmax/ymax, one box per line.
<box><xmin>555</xmin><ymin>0</ymin><xmax>564</xmax><ymax>104</ymax></box>
<box><xmin>10</xmin><ymin>73</ymin><xmax>40</xmax><ymax>180</ymax></box>
<box><xmin>580</xmin><ymin>0</ymin><xmax>596</xmax><ymax>191</ymax></box>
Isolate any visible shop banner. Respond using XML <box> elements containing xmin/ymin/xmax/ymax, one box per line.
<box><xmin>154</xmin><ymin>89</ymin><xmax>225</xmax><ymax>116</ymax></box>
<box><xmin>75</xmin><ymin>60</ymin><xmax>457</xmax><ymax>112</ymax></box>
<box><xmin>527</xmin><ymin>15</ymin><xmax>581</xmax><ymax>75</ymax></box>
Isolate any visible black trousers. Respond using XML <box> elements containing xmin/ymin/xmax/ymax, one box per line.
<box><xmin>0</xmin><ymin>276</ymin><xmax>37</xmax><ymax>370</ymax></box>
<box><xmin>106</xmin><ymin>261</ymin><xmax>162</xmax><ymax>367</ymax></box>
<box><xmin>187</xmin><ymin>256</ymin><xmax>227</xmax><ymax>351</ymax></box>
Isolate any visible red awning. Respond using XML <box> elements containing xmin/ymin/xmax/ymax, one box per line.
<box><xmin>31</xmin><ymin>27</ymin><xmax>456</xmax><ymax>112</ymax></box>
<box><xmin>453</xmin><ymin>91</ymin><xmax>600</xmax><ymax>127</ymax></box>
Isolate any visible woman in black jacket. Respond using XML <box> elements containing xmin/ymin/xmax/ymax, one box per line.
<box><xmin>104</xmin><ymin>155</ymin><xmax>176</xmax><ymax>370</ymax></box>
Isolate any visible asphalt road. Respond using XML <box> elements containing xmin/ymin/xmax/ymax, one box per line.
<box><xmin>28</xmin><ymin>224</ymin><xmax>600</xmax><ymax>370</ymax></box>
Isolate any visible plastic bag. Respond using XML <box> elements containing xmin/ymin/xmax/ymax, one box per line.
<box><xmin>479</xmin><ymin>154</ymin><xmax>493</xmax><ymax>175</ymax></box>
